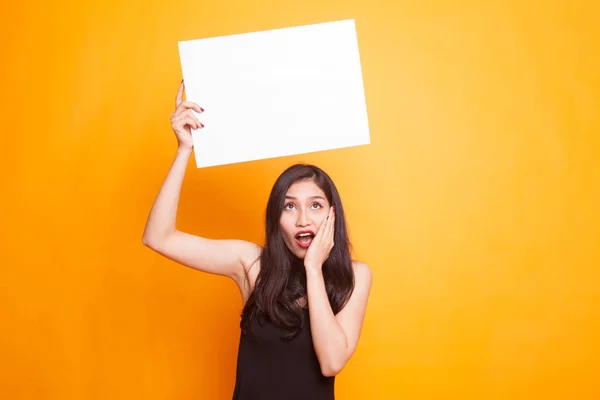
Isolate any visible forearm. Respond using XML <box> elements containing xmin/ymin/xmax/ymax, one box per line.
<box><xmin>142</xmin><ymin>146</ymin><xmax>192</xmax><ymax>245</ymax></box>
<box><xmin>305</xmin><ymin>268</ymin><xmax>348</xmax><ymax>376</ymax></box>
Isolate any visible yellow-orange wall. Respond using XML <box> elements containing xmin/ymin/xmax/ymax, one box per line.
<box><xmin>2</xmin><ymin>1</ymin><xmax>599</xmax><ymax>398</ymax></box>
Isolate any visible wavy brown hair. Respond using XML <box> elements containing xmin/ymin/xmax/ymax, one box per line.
<box><xmin>240</xmin><ymin>163</ymin><xmax>355</xmax><ymax>339</ymax></box>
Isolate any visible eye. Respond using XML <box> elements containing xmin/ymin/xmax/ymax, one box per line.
<box><xmin>310</xmin><ymin>202</ymin><xmax>323</xmax><ymax>209</ymax></box>
<box><xmin>284</xmin><ymin>203</ymin><xmax>296</xmax><ymax>210</ymax></box>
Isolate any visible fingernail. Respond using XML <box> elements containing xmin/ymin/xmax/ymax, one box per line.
<box><xmin>200</xmin><ymin>107</ymin><xmax>204</xmax><ymax>112</ymax></box>
<box><xmin>200</xmin><ymin>123</ymin><xmax>204</xmax><ymax>128</ymax></box>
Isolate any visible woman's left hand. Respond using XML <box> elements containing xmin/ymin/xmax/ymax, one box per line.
<box><xmin>304</xmin><ymin>206</ymin><xmax>335</xmax><ymax>271</ymax></box>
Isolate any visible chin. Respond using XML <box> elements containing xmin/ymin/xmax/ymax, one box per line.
<box><xmin>292</xmin><ymin>249</ymin><xmax>307</xmax><ymax>259</ymax></box>
<box><xmin>286</xmin><ymin>244</ymin><xmax>307</xmax><ymax>260</ymax></box>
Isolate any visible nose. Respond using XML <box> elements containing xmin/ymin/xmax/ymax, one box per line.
<box><xmin>296</xmin><ymin>208</ymin><xmax>311</xmax><ymax>227</ymax></box>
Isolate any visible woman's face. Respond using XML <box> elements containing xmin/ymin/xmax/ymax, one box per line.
<box><xmin>280</xmin><ymin>179</ymin><xmax>330</xmax><ymax>259</ymax></box>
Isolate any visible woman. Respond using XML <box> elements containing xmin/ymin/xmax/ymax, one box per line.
<box><xmin>142</xmin><ymin>81</ymin><xmax>372</xmax><ymax>400</ymax></box>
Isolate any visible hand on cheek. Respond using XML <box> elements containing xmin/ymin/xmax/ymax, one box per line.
<box><xmin>304</xmin><ymin>206</ymin><xmax>335</xmax><ymax>270</ymax></box>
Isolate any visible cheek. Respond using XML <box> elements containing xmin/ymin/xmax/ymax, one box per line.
<box><xmin>316</xmin><ymin>216</ymin><xmax>328</xmax><ymax>229</ymax></box>
<box><xmin>279</xmin><ymin>215</ymin><xmax>294</xmax><ymax>236</ymax></box>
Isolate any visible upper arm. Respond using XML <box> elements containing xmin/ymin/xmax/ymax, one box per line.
<box><xmin>143</xmin><ymin>230</ymin><xmax>262</xmax><ymax>283</ymax></box>
<box><xmin>336</xmin><ymin>262</ymin><xmax>373</xmax><ymax>358</ymax></box>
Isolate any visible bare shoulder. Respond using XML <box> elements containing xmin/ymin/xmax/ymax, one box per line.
<box><xmin>335</xmin><ymin>260</ymin><xmax>372</xmax><ymax>326</ymax></box>
<box><xmin>240</xmin><ymin>241</ymin><xmax>263</xmax><ymax>267</ymax></box>
<box><xmin>352</xmin><ymin>260</ymin><xmax>373</xmax><ymax>285</ymax></box>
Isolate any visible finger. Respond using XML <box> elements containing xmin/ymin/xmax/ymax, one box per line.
<box><xmin>330</xmin><ymin>209</ymin><xmax>335</xmax><ymax>244</ymax></box>
<box><xmin>323</xmin><ymin>206</ymin><xmax>334</xmax><ymax>242</ymax></box>
<box><xmin>173</xmin><ymin>112</ymin><xmax>194</xmax><ymax>127</ymax></box>
<box><xmin>325</xmin><ymin>207</ymin><xmax>335</xmax><ymax>238</ymax></box>
<box><xmin>172</xmin><ymin>107</ymin><xmax>201</xmax><ymax>127</ymax></box>
<box><xmin>180</xmin><ymin>101</ymin><xmax>203</xmax><ymax>113</ymax></box>
<box><xmin>187</xmin><ymin>115</ymin><xmax>203</xmax><ymax>130</ymax></box>
<box><xmin>185</xmin><ymin>109</ymin><xmax>204</xmax><ymax>128</ymax></box>
<box><xmin>181</xmin><ymin>115</ymin><xmax>199</xmax><ymax>130</ymax></box>
<box><xmin>318</xmin><ymin>214</ymin><xmax>331</xmax><ymax>242</ymax></box>
<box><xmin>313</xmin><ymin>217</ymin><xmax>326</xmax><ymax>242</ymax></box>
<box><xmin>175</xmin><ymin>80</ymin><xmax>184</xmax><ymax>107</ymax></box>
<box><xmin>173</xmin><ymin>115</ymin><xmax>193</xmax><ymax>130</ymax></box>
<box><xmin>175</xmin><ymin>100</ymin><xmax>203</xmax><ymax>115</ymax></box>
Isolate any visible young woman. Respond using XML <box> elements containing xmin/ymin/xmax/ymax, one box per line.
<box><xmin>142</xmin><ymin>81</ymin><xmax>372</xmax><ymax>400</ymax></box>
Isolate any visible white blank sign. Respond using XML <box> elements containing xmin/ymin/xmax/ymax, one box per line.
<box><xmin>178</xmin><ymin>19</ymin><xmax>371</xmax><ymax>168</ymax></box>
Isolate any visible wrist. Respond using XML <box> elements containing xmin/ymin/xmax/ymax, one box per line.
<box><xmin>305</xmin><ymin>263</ymin><xmax>323</xmax><ymax>274</ymax></box>
<box><xmin>177</xmin><ymin>145</ymin><xmax>193</xmax><ymax>155</ymax></box>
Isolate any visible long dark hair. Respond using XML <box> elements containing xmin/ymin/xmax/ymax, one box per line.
<box><xmin>240</xmin><ymin>163</ymin><xmax>355</xmax><ymax>339</ymax></box>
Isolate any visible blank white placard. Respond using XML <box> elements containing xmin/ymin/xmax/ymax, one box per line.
<box><xmin>178</xmin><ymin>19</ymin><xmax>371</xmax><ymax>168</ymax></box>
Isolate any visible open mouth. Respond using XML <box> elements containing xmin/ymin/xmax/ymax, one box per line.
<box><xmin>295</xmin><ymin>231</ymin><xmax>315</xmax><ymax>249</ymax></box>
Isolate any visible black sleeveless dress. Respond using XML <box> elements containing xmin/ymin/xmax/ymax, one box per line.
<box><xmin>232</xmin><ymin>307</ymin><xmax>335</xmax><ymax>399</ymax></box>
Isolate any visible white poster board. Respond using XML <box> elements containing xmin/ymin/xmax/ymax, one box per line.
<box><xmin>178</xmin><ymin>19</ymin><xmax>371</xmax><ymax>168</ymax></box>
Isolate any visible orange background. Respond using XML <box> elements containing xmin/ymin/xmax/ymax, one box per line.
<box><xmin>2</xmin><ymin>0</ymin><xmax>599</xmax><ymax>399</ymax></box>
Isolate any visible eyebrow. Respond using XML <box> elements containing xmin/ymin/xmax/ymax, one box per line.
<box><xmin>285</xmin><ymin>195</ymin><xmax>326</xmax><ymax>200</ymax></box>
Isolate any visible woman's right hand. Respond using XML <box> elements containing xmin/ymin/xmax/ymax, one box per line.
<box><xmin>171</xmin><ymin>80</ymin><xmax>204</xmax><ymax>149</ymax></box>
